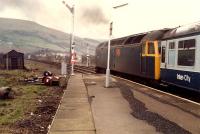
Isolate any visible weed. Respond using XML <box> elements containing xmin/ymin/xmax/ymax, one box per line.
<box><xmin>0</xmin><ymin>70</ymin><xmax>48</xmax><ymax>125</ymax></box>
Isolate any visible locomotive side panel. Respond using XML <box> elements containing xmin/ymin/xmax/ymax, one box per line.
<box><xmin>96</xmin><ymin>47</ymin><xmax>107</xmax><ymax>69</ymax></box>
<box><xmin>161</xmin><ymin>69</ymin><xmax>200</xmax><ymax>91</ymax></box>
<box><xmin>141</xmin><ymin>56</ymin><xmax>155</xmax><ymax>79</ymax></box>
<box><xmin>96</xmin><ymin>41</ymin><xmax>161</xmax><ymax>80</ymax></box>
<box><xmin>110</xmin><ymin>45</ymin><xmax>142</xmax><ymax>76</ymax></box>
<box><xmin>96</xmin><ymin>30</ymin><xmax>168</xmax><ymax>80</ymax></box>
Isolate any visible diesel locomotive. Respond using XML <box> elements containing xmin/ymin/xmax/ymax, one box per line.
<box><xmin>95</xmin><ymin>22</ymin><xmax>200</xmax><ymax>92</ymax></box>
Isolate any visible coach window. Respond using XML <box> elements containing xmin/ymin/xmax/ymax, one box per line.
<box><xmin>148</xmin><ymin>42</ymin><xmax>155</xmax><ymax>54</ymax></box>
<box><xmin>161</xmin><ymin>46</ymin><xmax>166</xmax><ymax>63</ymax></box>
<box><xmin>168</xmin><ymin>42</ymin><xmax>176</xmax><ymax>66</ymax></box>
<box><xmin>178</xmin><ymin>39</ymin><xmax>195</xmax><ymax>66</ymax></box>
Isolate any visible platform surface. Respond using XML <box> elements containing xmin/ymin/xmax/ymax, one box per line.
<box><xmin>84</xmin><ymin>75</ymin><xmax>160</xmax><ymax>134</ymax></box>
<box><xmin>49</xmin><ymin>74</ymin><xmax>95</xmax><ymax>134</ymax></box>
<box><xmin>49</xmin><ymin>73</ymin><xmax>200</xmax><ymax>134</ymax></box>
<box><xmin>84</xmin><ymin>74</ymin><xmax>200</xmax><ymax>134</ymax></box>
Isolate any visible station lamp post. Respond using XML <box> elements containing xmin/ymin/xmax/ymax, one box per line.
<box><xmin>105</xmin><ymin>3</ymin><xmax>128</xmax><ymax>88</ymax></box>
<box><xmin>86</xmin><ymin>43</ymin><xmax>90</xmax><ymax>67</ymax></box>
<box><xmin>62</xmin><ymin>1</ymin><xmax>75</xmax><ymax>75</ymax></box>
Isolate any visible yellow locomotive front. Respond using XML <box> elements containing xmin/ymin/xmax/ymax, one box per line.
<box><xmin>141</xmin><ymin>41</ymin><xmax>161</xmax><ymax>80</ymax></box>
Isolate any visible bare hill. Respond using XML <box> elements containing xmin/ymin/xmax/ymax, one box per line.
<box><xmin>0</xmin><ymin>18</ymin><xmax>100</xmax><ymax>55</ymax></box>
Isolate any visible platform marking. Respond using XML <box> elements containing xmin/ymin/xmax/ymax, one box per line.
<box><xmin>111</xmin><ymin>75</ymin><xmax>200</xmax><ymax>106</ymax></box>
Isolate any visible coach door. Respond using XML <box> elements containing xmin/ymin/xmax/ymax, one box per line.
<box><xmin>160</xmin><ymin>41</ymin><xmax>166</xmax><ymax>68</ymax></box>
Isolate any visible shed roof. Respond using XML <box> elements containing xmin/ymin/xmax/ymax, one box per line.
<box><xmin>2</xmin><ymin>50</ymin><xmax>24</xmax><ymax>58</ymax></box>
<box><xmin>7</xmin><ymin>50</ymin><xmax>24</xmax><ymax>56</ymax></box>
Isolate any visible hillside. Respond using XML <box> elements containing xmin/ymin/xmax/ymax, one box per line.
<box><xmin>0</xmin><ymin>18</ymin><xmax>100</xmax><ymax>55</ymax></box>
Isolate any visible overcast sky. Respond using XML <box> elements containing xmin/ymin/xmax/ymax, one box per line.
<box><xmin>0</xmin><ymin>0</ymin><xmax>200</xmax><ymax>39</ymax></box>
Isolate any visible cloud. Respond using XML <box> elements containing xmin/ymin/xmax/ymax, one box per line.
<box><xmin>0</xmin><ymin>0</ymin><xmax>40</xmax><ymax>9</ymax></box>
<box><xmin>0</xmin><ymin>0</ymin><xmax>42</xmax><ymax>19</ymax></box>
<box><xmin>80</xmin><ymin>5</ymin><xmax>109</xmax><ymax>25</ymax></box>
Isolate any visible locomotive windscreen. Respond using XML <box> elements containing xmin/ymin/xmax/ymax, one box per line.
<box><xmin>124</xmin><ymin>34</ymin><xmax>146</xmax><ymax>45</ymax></box>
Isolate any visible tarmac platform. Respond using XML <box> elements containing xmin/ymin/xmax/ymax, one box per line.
<box><xmin>49</xmin><ymin>73</ymin><xmax>200</xmax><ymax>134</ymax></box>
<box><xmin>48</xmin><ymin>74</ymin><xmax>95</xmax><ymax>134</ymax></box>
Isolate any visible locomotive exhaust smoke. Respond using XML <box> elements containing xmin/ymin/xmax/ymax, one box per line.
<box><xmin>81</xmin><ymin>6</ymin><xmax>109</xmax><ymax>25</ymax></box>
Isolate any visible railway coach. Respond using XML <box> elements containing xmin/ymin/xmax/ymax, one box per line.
<box><xmin>160</xmin><ymin>22</ymin><xmax>200</xmax><ymax>92</ymax></box>
<box><xmin>95</xmin><ymin>22</ymin><xmax>200</xmax><ymax>92</ymax></box>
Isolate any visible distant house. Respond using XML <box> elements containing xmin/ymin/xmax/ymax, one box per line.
<box><xmin>0</xmin><ymin>50</ymin><xmax>24</xmax><ymax>70</ymax></box>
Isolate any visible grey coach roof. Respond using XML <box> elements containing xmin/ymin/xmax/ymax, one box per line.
<box><xmin>162</xmin><ymin>22</ymin><xmax>200</xmax><ymax>40</ymax></box>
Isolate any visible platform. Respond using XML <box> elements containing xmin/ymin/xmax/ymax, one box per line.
<box><xmin>48</xmin><ymin>74</ymin><xmax>95</xmax><ymax>134</ymax></box>
<box><xmin>84</xmin><ymin>74</ymin><xmax>200</xmax><ymax>134</ymax></box>
<box><xmin>49</xmin><ymin>73</ymin><xmax>200</xmax><ymax>134</ymax></box>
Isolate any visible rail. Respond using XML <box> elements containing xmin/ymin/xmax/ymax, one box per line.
<box><xmin>26</xmin><ymin>59</ymin><xmax>96</xmax><ymax>74</ymax></box>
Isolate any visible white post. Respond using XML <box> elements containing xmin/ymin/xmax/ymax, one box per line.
<box><xmin>62</xmin><ymin>1</ymin><xmax>75</xmax><ymax>76</ymax></box>
<box><xmin>86</xmin><ymin>44</ymin><xmax>89</xmax><ymax>67</ymax></box>
<box><xmin>105</xmin><ymin>3</ymin><xmax>128</xmax><ymax>88</ymax></box>
<box><xmin>61</xmin><ymin>60</ymin><xmax>67</xmax><ymax>75</ymax></box>
<box><xmin>105</xmin><ymin>22</ymin><xmax>112</xmax><ymax>88</ymax></box>
<box><xmin>71</xmin><ymin>4</ymin><xmax>75</xmax><ymax>76</ymax></box>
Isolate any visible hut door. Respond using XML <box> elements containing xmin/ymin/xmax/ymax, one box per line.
<box><xmin>11</xmin><ymin>58</ymin><xmax>18</xmax><ymax>69</ymax></box>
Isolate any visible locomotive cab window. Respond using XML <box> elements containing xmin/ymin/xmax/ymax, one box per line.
<box><xmin>178</xmin><ymin>39</ymin><xmax>195</xmax><ymax>66</ymax></box>
<box><xmin>148</xmin><ymin>42</ymin><xmax>155</xmax><ymax>54</ymax></box>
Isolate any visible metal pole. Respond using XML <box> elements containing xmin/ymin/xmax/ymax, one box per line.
<box><xmin>105</xmin><ymin>22</ymin><xmax>112</xmax><ymax>88</ymax></box>
<box><xmin>71</xmin><ymin>4</ymin><xmax>75</xmax><ymax>75</ymax></box>
<box><xmin>68</xmin><ymin>32</ymin><xmax>72</xmax><ymax>75</ymax></box>
<box><xmin>105</xmin><ymin>3</ymin><xmax>128</xmax><ymax>88</ymax></box>
<box><xmin>86</xmin><ymin>44</ymin><xmax>89</xmax><ymax>67</ymax></box>
<box><xmin>62</xmin><ymin>1</ymin><xmax>75</xmax><ymax>76</ymax></box>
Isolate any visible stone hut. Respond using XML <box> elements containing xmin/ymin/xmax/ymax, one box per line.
<box><xmin>0</xmin><ymin>50</ymin><xmax>24</xmax><ymax>70</ymax></box>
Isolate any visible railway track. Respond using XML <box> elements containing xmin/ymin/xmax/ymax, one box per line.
<box><xmin>26</xmin><ymin>59</ymin><xmax>96</xmax><ymax>74</ymax></box>
<box><xmin>68</xmin><ymin>65</ymin><xmax>96</xmax><ymax>74</ymax></box>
